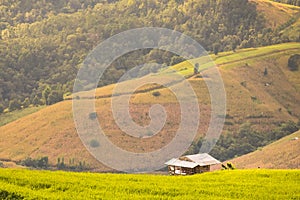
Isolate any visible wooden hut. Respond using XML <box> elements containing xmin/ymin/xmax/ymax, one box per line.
<box><xmin>165</xmin><ymin>153</ymin><xmax>220</xmax><ymax>175</ymax></box>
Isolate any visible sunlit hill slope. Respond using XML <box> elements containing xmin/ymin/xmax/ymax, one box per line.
<box><xmin>0</xmin><ymin>42</ymin><xmax>299</xmax><ymax>170</ymax></box>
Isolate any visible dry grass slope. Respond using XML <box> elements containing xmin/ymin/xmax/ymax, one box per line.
<box><xmin>230</xmin><ymin>130</ymin><xmax>300</xmax><ymax>169</ymax></box>
<box><xmin>252</xmin><ymin>0</ymin><xmax>300</xmax><ymax>28</ymax></box>
<box><xmin>0</xmin><ymin>43</ymin><xmax>299</xmax><ymax>170</ymax></box>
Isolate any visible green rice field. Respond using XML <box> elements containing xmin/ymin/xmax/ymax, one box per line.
<box><xmin>0</xmin><ymin>169</ymin><xmax>299</xmax><ymax>199</ymax></box>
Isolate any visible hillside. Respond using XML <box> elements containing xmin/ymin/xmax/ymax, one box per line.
<box><xmin>271</xmin><ymin>0</ymin><xmax>300</xmax><ymax>6</ymax></box>
<box><xmin>0</xmin><ymin>43</ymin><xmax>299</xmax><ymax>170</ymax></box>
<box><xmin>230</xmin><ymin>130</ymin><xmax>300</xmax><ymax>169</ymax></box>
<box><xmin>253</xmin><ymin>0</ymin><xmax>300</xmax><ymax>28</ymax></box>
<box><xmin>1</xmin><ymin>0</ymin><xmax>300</xmax><ymax>111</ymax></box>
<box><xmin>0</xmin><ymin>169</ymin><xmax>299</xmax><ymax>199</ymax></box>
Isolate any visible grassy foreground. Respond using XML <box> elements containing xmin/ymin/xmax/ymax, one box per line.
<box><xmin>0</xmin><ymin>169</ymin><xmax>299</xmax><ymax>199</ymax></box>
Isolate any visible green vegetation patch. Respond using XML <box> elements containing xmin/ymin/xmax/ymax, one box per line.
<box><xmin>0</xmin><ymin>106</ymin><xmax>45</xmax><ymax>127</ymax></box>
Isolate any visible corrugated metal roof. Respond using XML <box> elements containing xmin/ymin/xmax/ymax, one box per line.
<box><xmin>165</xmin><ymin>158</ymin><xmax>199</xmax><ymax>168</ymax></box>
<box><xmin>184</xmin><ymin>153</ymin><xmax>220</xmax><ymax>166</ymax></box>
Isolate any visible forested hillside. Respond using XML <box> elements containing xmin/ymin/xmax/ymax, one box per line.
<box><xmin>0</xmin><ymin>0</ymin><xmax>299</xmax><ymax>111</ymax></box>
<box><xmin>0</xmin><ymin>0</ymin><xmax>107</xmax><ymax>25</ymax></box>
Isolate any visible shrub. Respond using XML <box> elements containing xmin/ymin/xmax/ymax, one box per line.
<box><xmin>221</xmin><ymin>162</ymin><xmax>236</xmax><ymax>170</ymax></box>
<box><xmin>226</xmin><ymin>162</ymin><xmax>235</xmax><ymax>170</ymax></box>
<box><xmin>288</xmin><ymin>54</ymin><xmax>300</xmax><ymax>71</ymax></box>
<box><xmin>89</xmin><ymin>112</ymin><xmax>97</xmax><ymax>120</ymax></box>
<box><xmin>224</xmin><ymin>121</ymin><xmax>234</xmax><ymax>125</ymax></box>
<box><xmin>146</xmin><ymin>130</ymin><xmax>154</xmax><ymax>137</ymax></box>
<box><xmin>90</xmin><ymin>139</ymin><xmax>100</xmax><ymax>148</ymax></box>
<box><xmin>240</xmin><ymin>81</ymin><xmax>247</xmax><ymax>87</ymax></box>
<box><xmin>221</xmin><ymin>163</ymin><xmax>227</xmax><ymax>170</ymax></box>
<box><xmin>251</xmin><ymin>96</ymin><xmax>257</xmax><ymax>100</ymax></box>
<box><xmin>280</xmin><ymin>121</ymin><xmax>298</xmax><ymax>134</ymax></box>
<box><xmin>152</xmin><ymin>91</ymin><xmax>161</xmax><ymax>97</ymax></box>
<box><xmin>20</xmin><ymin>157</ymin><xmax>48</xmax><ymax>169</ymax></box>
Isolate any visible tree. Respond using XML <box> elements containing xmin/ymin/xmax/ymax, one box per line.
<box><xmin>47</xmin><ymin>90</ymin><xmax>63</xmax><ymax>105</ymax></box>
<box><xmin>170</xmin><ymin>55</ymin><xmax>185</xmax><ymax>66</ymax></box>
<box><xmin>288</xmin><ymin>54</ymin><xmax>300</xmax><ymax>71</ymax></box>
<box><xmin>0</xmin><ymin>0</ymin><xmax>279</xmax><ymax>109</ymax></box>
<box><xmin>37</xmin><ymin>156</ymin><xmax>49</xmax><ymax>169</ymax></box>
<box><xmin>42</xmin><ymin>86</ymin><xmax>51</xmax><ymax>105</ymax></box>
<box><xmin>22</xmin><ymin>97</ymin><xmax>30</xmax><ymax>108</ymax></box>
<box><xmin>264</xmin><ymin>68</ymin><xmax>268</xmax><ymax>76</ymax></box>
<box><xmin>9</xmin><ymin>99</ymin><xmax>21</xmax><ymax>111</ymax></box>
<box><xmin>0</xmin><ymin>104</ymin><xmax>4</xmax><ymax>114</ymax></box>
<box><xmin>21</xmin><ymin>157</ymin><xmax>49</xmax><ymax>169</ymax></box>
<box><xmin>213</xmin><ymin>43</ymin><xmax>221</xmax><ymax>55</ymax></box>
<box><xmin>32</xmin><ymin>95</ymin><xmax>41</xmax><ymax>106</ymax></box>
<box><xmin>194</xmin><ymin>63</ymin><xmax>200</xmax><ymax>74</ymax></box>
<box><xmin>57</xmin><ymin>157</ymin><xmax>65</xmax><ymax>169</ymax></box>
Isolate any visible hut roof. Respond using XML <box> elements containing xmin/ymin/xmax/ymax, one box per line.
<box><xmin>183</xmin><ymin>153</ymin><xmax>221</xmax><ymax>166</ymax></box>
<box><xmin>165</xmin><ymin>153</ymin><xmax>220</xmax><ymax>168</ymax></box>
<box><xmin>165</xmin><ymin>158</ymin><xmax>199</xmax><ymax>168</ymax></box>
